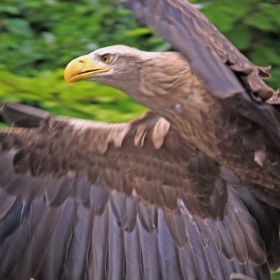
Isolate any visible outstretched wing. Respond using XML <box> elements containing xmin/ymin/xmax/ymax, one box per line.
<box><xmin>0</xmin><ymin>103</ymin><xmax>279</xmax><ymax>280</ymax></box>
<box><xmin>119</xmin><ymin>0</ymin><xmax>276</xmax><ymax>100</ymax></box>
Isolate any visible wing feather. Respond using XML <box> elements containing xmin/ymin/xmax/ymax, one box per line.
<box><xmin>0</xmin><ymin>103</ymin><xmax>278</xmax><ymax>279</ymax></box>
<box><xmin>119</xmin><ymin>0</ymin><xmax>276</xmax><ymax>100</ymax></box>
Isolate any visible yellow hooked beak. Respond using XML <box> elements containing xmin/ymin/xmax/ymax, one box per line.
<box><xmin>64</xmin><ymin>54</ymin><xmax>109</xmax><ymax>83</ymax></box>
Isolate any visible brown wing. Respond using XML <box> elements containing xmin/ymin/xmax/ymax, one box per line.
<box><xmin>0</xmin><ymin>103</ymin><xmax>279</xmax><ymax>280</ymax></box>
<box><xmin>119</xmin><ymin>0</ymin><xmax>276</xmax><ymax>101</ymax></box>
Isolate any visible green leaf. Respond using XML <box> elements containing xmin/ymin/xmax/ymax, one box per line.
<box><xmin>126</xmin><ymin>28</ymin><xmax>151</xmax><ymax>37</ymax></box>
<box><xmin>203</xmin><ymin>5</ymin><xmax>234</xmax><ymax>32</ymax></box>
<box><xmin>5</xmin><ymin>19</ymin><xmax>32</xmax><ymax>37</ymax></box>
<box><xmin>272</xmin><ymin>270</ymin><xmax>280</xmax><ymax>280</ymax></box>
<box><xmin>224</xmin><ymin>24</ymin><xmax>251</xmax><ymax>51</ymax></box>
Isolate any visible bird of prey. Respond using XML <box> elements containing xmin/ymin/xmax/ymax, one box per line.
<box><xmin>0</xmin><ymin>1</ymin><xmax>280</xmax><ymax>280</ymax></box>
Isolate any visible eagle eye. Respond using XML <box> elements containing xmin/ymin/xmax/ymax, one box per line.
<box><xmin>101</xmin><ymin>54</ymin><xmax>111</xmax><ymax>64</ymax></box>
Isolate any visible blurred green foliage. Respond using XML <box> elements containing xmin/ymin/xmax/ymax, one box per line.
<box><xmin>0</xmin><ymin>1</ymin><xmax>280</xmax><ymax>276</ymax></box>
<box><xmin>0</xmin><ymin>0</ymin><xmax>162</xmax><ymax>122</ymax></box>
<box><xmin>0</xmin><ymin>0</ymin><xmax>165</xmax><ymax>75</ymax></box>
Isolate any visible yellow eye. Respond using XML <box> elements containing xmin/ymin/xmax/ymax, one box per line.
<box><xmin>101</xmin><ymin>54</ymin><xmax>111</xmax><ymax>64</ymax></box>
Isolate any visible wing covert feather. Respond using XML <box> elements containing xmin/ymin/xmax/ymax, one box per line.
<box><xmin>0</xmin><ymin>107</ymin><xmax>227</xmax><ymax>220</ymax></box>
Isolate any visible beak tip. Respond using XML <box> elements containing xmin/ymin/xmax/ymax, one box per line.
<box><xmin>63</xmin><ymin>56</ymin><xmax>88</xmax><ymax>84</ymax></box>
<box><xmin>64</xmin><ymin>61</ymin><xmax>73</xmax><ymax>84</ymax></box>
<box><xmin>64</xmin><ymin>76</ymin><xmax>70</xmax><ymax>84</ymax></box>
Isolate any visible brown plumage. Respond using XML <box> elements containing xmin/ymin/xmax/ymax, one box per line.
<box><xmin>120</xmin><ymin>0</ymin><xmax>279</xmax><ymax>101</ymax></box>
<box><xmin>0</xmin><ymin>1</ymin><xmax>280</xmax><ymax>280</ymax></box>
